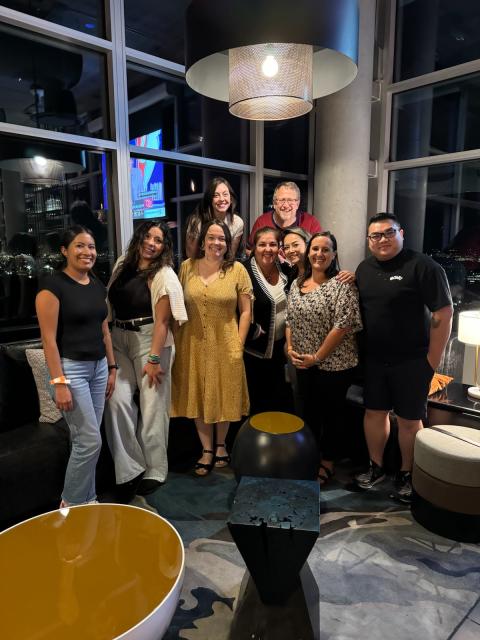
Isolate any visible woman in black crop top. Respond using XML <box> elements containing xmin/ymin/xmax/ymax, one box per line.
<box><xmin>36</xmin><ymin>225</ymin><xmax>117</xmax><ymax>507</ymax></box>
<box><xmin>105</xmin><ymin>221</ymin><xmax>187</xmax><ymax>496</ymax></box>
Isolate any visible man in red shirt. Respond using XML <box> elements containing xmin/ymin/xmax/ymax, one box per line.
<box><xmin>247</xmin><ymin>181</ymin><xmax>321</xmax><ymax>249</ymax></box>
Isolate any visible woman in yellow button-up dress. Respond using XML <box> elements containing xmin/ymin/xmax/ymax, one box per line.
<box><xmin>172</xmin><ymin>219</ymin><xmax>252</xmax><ymax>475</ymax></box>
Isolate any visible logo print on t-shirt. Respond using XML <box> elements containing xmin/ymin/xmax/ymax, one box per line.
<box><xmin>390</xmin><ymin>275</ymin><xmax>403</xmax><ymax>281</ymax></box>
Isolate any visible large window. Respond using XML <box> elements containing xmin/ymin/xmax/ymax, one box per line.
<box><xmin>0</xmin><ymin>2</ymin><xmax>309</xmax><ymax>340</ymax></box>
<box><xmin>394</xmin><ymin>0</ymin><xmax>480</xmax><ymax>81</ymax></box>
<box><xmin>0</xmin><ymin>22</ymin><xmax>110</xmax><ymax>138</ymax></box>
<box><xmin>0</xmin><ymin>135</ymin><xmax>115</xmax><ymax>340</ymax></box>
<box><xmin>124</xmin><ymin>1</ymin><xmax>189</xmax><ymax>64</ymax></box>
<box><xmin>0</xmin><ymin>0</ymin><xmax>106</xmax><ymax>38</ymax></box>
<box><xmin>390</xmin><ymin>160</ymin><xmax>480</xmax><ymax>307</ymax></box>
<box><xmin>127</xmin><ymin>64</ymin><xmax>249</xmax><ymax>163</ymax></box>
<box><xmin>388</xmin><ymin>0</ymin><xmax>480</xmax><ymax>385</ymax></box>
<box><xmin>391</xmin><ymin>74</ymin><xmax>480</xmax><ymax>161</ymax></box>
<box><xmin>264</xmin><ymin>116</ymin><xmax>309</xmax><ymax>174</ymax></box>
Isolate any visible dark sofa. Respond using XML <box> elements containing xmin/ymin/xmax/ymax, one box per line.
<box><xmin>0</xmin><ymin>339</ymin><xmax>70</xmax><ymax>528</ymax></box>
<box><xmin>0</xmin><ymin>339</ymin><xmax>199</xmax><ymax>525</ymax></box>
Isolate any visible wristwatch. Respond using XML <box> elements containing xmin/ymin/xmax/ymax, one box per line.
<box><xmin>108</xmin><ymin>363</ymin><xmax>119</xmax><ymax>370</ymax></box>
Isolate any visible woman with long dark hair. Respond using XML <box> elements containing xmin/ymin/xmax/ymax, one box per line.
<box><xmin>286</xmin><ymin>232</ymin><xmax>362</xmax><ymax>484</ymax></box>
<box><xmin>105</xmin><ymin>220</ymin><xmax>187</xmax><ymax>495</ymax></box>
<box><xmin>282</xmin><ymin>227</ymin><xmax>311</xmax><ymax>282</ymax></box>
<box><xmin>172</xmin><ymin>219</ymin><xmax>252</xmax><ymax>475</ymax></box>
<box><xmin>36</xmin><ymin>225</ymin><xmax>116</xmax><ymax>506</ymax></box>
<box><xmin>185</xmin><ymin>177</ymin><xmax>244</xmax><ymax>258</ymax></box>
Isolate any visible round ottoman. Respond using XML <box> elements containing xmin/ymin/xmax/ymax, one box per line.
<box><xmin>231</xmin><ymin>411</ymin><xmax>318</xmax><ymax>481</ymax></box>
<box><xmin>412</xmin><ymin>425</ymin><xmax>480</xmax><ymax>542</ymax></box>
<box><xmin>0</xmin><ymin>503</ymin><xmax>185</xmax><ymax>639</ymax></box>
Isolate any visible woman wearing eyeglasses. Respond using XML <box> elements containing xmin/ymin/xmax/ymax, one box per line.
<box><xmin>185</xmin><ymin>177</ymin><xmax>244</xmax><ymax>258</ymax></box>
<box><xmin>286</xmin><ymin>232</ymin><xmax>362</xmax><ymax>484</ymax></box>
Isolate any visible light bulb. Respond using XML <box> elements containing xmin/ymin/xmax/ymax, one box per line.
<box><xmin>33</xmin><ymin>155</ymin><xmax>47</xmax><ymax>167</ymax></box>
<box><xmin>261</xmin><ymin>55</ymin><xmax>278</xmax><ymax>78</ymax></box>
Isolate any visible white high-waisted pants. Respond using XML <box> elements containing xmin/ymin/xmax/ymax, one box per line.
<box><xmin>105</xmin><ymin>324</ymin><xmax>173</xmax><ymax>484</ymax></box>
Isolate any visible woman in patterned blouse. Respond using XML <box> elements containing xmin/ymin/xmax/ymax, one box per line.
<box><xmin>286</xmin><ymin>232</ymin><xmax>362</xmax><ymax>484</ymax></box>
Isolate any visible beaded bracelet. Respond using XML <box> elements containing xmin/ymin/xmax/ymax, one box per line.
<box><xmin>147</xmin><ymin>354</ymin><xmax>161</xmax><ymax>364</ymax></box>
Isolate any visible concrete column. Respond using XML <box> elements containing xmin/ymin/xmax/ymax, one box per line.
<box><xmin>313</xmin><ymin>0</ymin><xmax>376</xmax><ymax>271</ymax></box>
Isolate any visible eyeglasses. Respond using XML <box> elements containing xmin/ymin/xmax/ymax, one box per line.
<box><xmin>367</xmin><ymin>228</ymin><xmax>399</xmax><ymax>242</ymax></box>
<box><xmin>274</xmin><ymin>198</ymin><xmax>299</xmax><ymax>205</ymax></box>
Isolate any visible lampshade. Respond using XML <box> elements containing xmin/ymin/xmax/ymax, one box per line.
<box><xmin>0</xmin><ymin>141</ymin><xmax>84</xmax><ymax>185</ymax></box>
<box><xmin>229</xmin><ymin>43</ymin><xmax>313</xmax><ymax>120</ymax></box>
<box><xmin>185</xmin><ymin>0</ymin><xmax>359</xmax><ymax>121</ymax></box>
<box><xmin>458</xmin><ymin>310</ymin><xmax>480</xmax><ymax>346</ymax></box>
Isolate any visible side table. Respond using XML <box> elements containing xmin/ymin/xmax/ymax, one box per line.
<box><xmin>228</xmin><ymin>476</ymin><xmax>319</xmax><ymax>640</ymax></box>
<box><xmin>428</xmin><ymin>382</ymin><xmax>480</xmax><ymax>430</ymax></box>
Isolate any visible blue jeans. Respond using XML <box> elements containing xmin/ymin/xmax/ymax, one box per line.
<box><xmin>49</xmin><ymin>357</ymin><xmax>108</xmax><ymax>505</ymax></box>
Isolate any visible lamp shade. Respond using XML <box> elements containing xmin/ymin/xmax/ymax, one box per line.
<box><xmin>185</xmin><ymin>0</ymin><xmax>359</xmax><ymax>121</ymax></box>
<box><xmin>229</xmin><ymin>43</ymin><xmax>313</xmax><ymax>120</ymax></box>
<box><xmin>0</xmin><ymin>140</ymin><xmax>84</xmax><ymax>185</ymax></box>
<box><xmin>458</xmin><ymin>310</ymin><xmax>480</xmax><ymax>346</ymax></box>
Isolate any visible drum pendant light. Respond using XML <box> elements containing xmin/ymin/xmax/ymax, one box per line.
<box><xmin>185</xmin><ymin>0</ymin><xmax>359</xmax><ymax>121</ymax></box>
<box><xmin>229</xmin><ymin>43</ymin><xmax>313</xmax><ymax>120</ymax></box>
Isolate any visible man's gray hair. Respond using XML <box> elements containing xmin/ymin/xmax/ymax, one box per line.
<box><xmin>273</xmin><ymin>181</ymin><xmax>300</xmax><ymax>201</ymax></box>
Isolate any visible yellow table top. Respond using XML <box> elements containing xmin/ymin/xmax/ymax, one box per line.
<box><xmin>0</xmin><ymin>504</ymin><xmax>184</xmax><ymax>640</ymax></box>
<box><xmin>250</xmin><ymin>411</ymin><xmax>304</xmax><ymax>434</ymax></box>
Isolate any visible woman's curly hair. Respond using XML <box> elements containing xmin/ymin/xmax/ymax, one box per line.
<box><xmin>119</xmin><ymin>220</ymin><xmax>173</xmax><ymax>280</ymax></box>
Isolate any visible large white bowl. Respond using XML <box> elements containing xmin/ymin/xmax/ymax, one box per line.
<box><xmin>0</xmin><ymin>503</ymin><xmax>185</xmax><ymax>639</ymax></box>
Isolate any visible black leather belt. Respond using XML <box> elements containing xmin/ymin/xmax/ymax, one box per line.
<box><xmin>113</xmin><ymin>317</ymin><xmax>154</xmax><ymax>331</ymax></box>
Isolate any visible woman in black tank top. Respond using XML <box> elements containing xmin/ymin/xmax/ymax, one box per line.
<box><xmin>104</xmin><ymin>221</ymin><xmax>187</xmax><ymax>497</ymax></box>
<box><xmin>36</xmin><ymin>225</ymin><xmax>117</xmax><ymax>507</ymax></box>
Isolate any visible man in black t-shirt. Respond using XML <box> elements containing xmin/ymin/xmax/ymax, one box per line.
<box><xmin>354</xmin><ymin>212</ymin><xmax>453</xmax><ymax>503</ymax></box>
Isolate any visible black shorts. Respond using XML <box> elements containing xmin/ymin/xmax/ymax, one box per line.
<box><xmin>363</xmin><ymin>356</ymin><xmax>434</xmax><ymax>420</ymax></box>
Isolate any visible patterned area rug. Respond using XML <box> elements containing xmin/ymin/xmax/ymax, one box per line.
<box><xmin>133</xmin><ymin>466</ymin><xmax>480</xmax><ymax>640</ymax></box>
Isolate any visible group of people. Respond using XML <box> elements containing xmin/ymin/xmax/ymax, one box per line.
<box><xmin>35</xmin><ymin>177</ymin><xmax>453</xmax><ymax>508</ymax></box>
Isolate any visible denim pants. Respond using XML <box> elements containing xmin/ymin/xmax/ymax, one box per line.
<box><xmin>104</xmin><ymin>325</ymin><xmax>173</xmax><ymax>484</ymax></box>
<box><xmin>50</xmin><ymin>357</ymin><xmax>108</xmax><ymax>505</ymax></box>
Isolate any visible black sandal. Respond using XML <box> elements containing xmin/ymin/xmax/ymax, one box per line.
<box><xmin>194</xmin><ymin>449</ymin><xmax>214</xmax><ymax>476</ymax></box>
<box><xmin>318</xmin><ymin>464</ymin><xmax>335</xmax><ymax>485</ymax></box>
<box><xmin>214</xmin><ymin>443</ymin><xmax>231</xmax><ymax>468</ymax></box>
